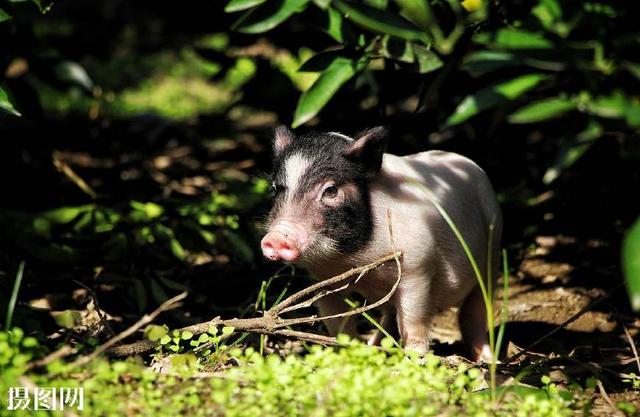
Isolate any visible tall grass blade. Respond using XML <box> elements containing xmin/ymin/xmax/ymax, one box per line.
<box><xmin>6</xmin><ymin>261</ymin><xmax>26</xmax><ymax>330</ymax></box>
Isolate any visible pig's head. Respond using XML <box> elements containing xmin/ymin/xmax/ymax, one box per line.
<box><xmin>260</xmin><ymin>126</ymin><xmax>387</xmax><ymax>266</ymax></box>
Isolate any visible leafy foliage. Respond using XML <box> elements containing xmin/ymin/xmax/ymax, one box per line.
<box><xmin>0</xmin><ymin>330</ymin><xmax>583</xmax><ymax>417</ymax></box>
<box><xmin>623</xmin><ymin>216</ymin><xmax>640</xmax><ymax>311</ymax></box>
<box><xmin>226</xmin><ymin>0</ymin><xmax>639</xmax><ymax>182</ymax></box>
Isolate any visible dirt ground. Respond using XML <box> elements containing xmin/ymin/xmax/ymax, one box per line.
<box><xmin>428</xmin><ymin>234</ymin><xmax>640</xmax><ymax>416</ymax></box>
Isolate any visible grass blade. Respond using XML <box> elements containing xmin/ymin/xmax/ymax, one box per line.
<box><xmin>6</xmin><ymin>261</ymin><xmax>26</xmax><ymax>330</ymax></box>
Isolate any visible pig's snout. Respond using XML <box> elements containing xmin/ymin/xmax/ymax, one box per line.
<box><xmin>261</xmin><ymin>222</ymin><xmax>308</xmax><ymax>262</ymax></box>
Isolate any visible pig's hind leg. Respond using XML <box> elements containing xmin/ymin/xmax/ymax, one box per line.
<box><xmin>458</xmin><ymin>285</ymin><xmax>492</xmax><ymax>362</ymax></box>
<box><xmin>366</xmin><ymin>310</ymin><xmax>397</xmax><ymax>346</ymax></box>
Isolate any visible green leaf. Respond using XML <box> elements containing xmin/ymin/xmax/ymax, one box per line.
<box><xmin>293</xmin><ymin>56</ymin><xmax>364</xmax><ymax>127</ymax></box>
<box><xmin>532</xmin><ymin>0</ymin><xmax>567</xmax><ymax>36</ymax></box>
<box><xmin>623</xmin><ymin>216</ymin><xmax>640</xmax><ymax>311</ymax></box>
<box><xmin>584</xmin><ymin>91</ymin><xmax>627</xmax><ymax>119</ymax></box>
<box><xmin>313</xmin><ymin>0</ymin><xmax>330</xmax><ymax>8</ymax></box>
<box><xmin>322</xmin><ymin>7</ymin><xmax>349</xmax><ymax>43</ymax></box>
<box><xmin>299</xmin><ymin>50</ymin><xmax>350</xmax><ymax>72</ymax></box>
<box><xmin>462</xmin><ymin>51</ymin><xmax>519</xmax><ymax>78</ymax></box>
<box><xmin>145</xmin><ymin>324</ymin><xmax>168</xmax><ymax>342</ymax></box>
<box><xmin>51</xmin><ymin>310</ymin><xmax>83</xmax><ymax>329</ymax></box>
<box><xmin>0</xmin><ymin>7</ymin><xmax>12</xmax><ymax>22</ymax></box>
<box><xmin>42</xmin><ymin>205</ymin><xmax>93</xmax><ymax>224</ymax></box>
<box><xmin>225</xmin><ymin>0</ymin><xmax>266</xmax><ymax>13</ymax></box>
<box><xmin>0</xmin><ymin>87</ymin><xmax>21</xmax><ymax>116</ymax></box>
<box><xmin>381</xmin><ymin>36</ymin><xmax>414</xmax><ymax>63</ymax></box>
<box><xmin>624</xmin><ymin>62</ymin><xmax>640</xmax><ymax>81</ymax></box>
<box><xmin>542</xmin><ymin>119</ymin><xmax>602</xmax><ymax>184</ymax></box>
<box><xmin>475</xmin><ymin>28</ymin><xmax>553</xmax><ymax>50</ymax></box>
<box><xmin>508</xmin><ymin>97</ymin><xmax>575</xmax><ymax>124</ymax></box>
<box><xmin>412</xmin><ymin>44</ymin><xmax>443</xmax><ymax>74</ymax></box>
<box><xmin>446</xmin><ymin>74</ymin><xmax>548</xmax><ymax>126</ymax></box>
<box><xmin>363</xmin><ymin>0</ymin><xmax>387</xmax><ymax>10</ymax></box>
<box><xmin>181</xmin><ymin>331</ymin><xmax>194</xmax><ymax>340</ymax></box>
<box><xmin>222</xmin><ymin>326</ymin><xmax>235</xmax><ymax>335</ymax></box>
<box><xmin>332</xmin><ymin>0</ymin><xmax>429</xmax><ymax>44</ymax></box>
<box><xmin>393</xmin><ymin>0</ymin><xmax>433</xmax><ymax>29</ymax></box>
<box><xmin>233</xmin><ymin>0</ymin><xmax>310</xmax><ymax>34</ymax></box>
<box><xmin>625</xmin><ymin>101</ymin><xmax>640</xmax><ymax>127</ymax></box>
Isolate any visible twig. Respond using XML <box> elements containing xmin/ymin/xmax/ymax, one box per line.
<box><xmin>596</xmin><ymin>379</ymin><xmax>624</xmax><ymax>417</ymax></box>
<box><xmin>502</xmin><ymin>283</ymin><xmax>622</xmax><ymax>365</ymax></box>
<box><xmin>53</xmin><ymin>154</ymin><xmax>97</xmax><ymax>199</ymax></box>
<box><xmin>73</xmin><ymin>279</ymin><xmax>115</xmax><ymax>338</ymax></box>
<box><xmin>271</xmin><ymin>252</ymin><xmax>400</xmax><ymax>315</ymax></box>
<box><xmin>622</xmin><ymin>324</ymin><xmax>640</xmax><ymax>374</ymax></box>
<box><xmin>108</xmin><ymin>251</ymin><xmax>402</xmax><ymax>358</ymax></box>
<box><xmin>25</xmin><ymin>345</ymin><xmax>78</xmax><ymax>371</ymax></box>
<box><xmin>70</xmin><ymin>291</ymin><xmax>187</xmax><ymax>367</ymax></box>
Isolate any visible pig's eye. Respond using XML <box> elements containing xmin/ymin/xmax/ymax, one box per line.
<box><xmin>322</xmin><ymin>184</ymin><xmax>339</xmax><ymax>199</ymax></box>
<box><xmin>269</xmin><ymin>183</ymin><xmax>285</xmax><ymax>196</ymax></box>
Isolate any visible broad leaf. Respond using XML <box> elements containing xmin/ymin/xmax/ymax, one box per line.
<box><xmin>313</xmin><ymin>0</ymin><xmax>330</xmax><ymax>8</ymax></box>
<box><xmin>234</xmin><ymin>0</ymin><xmax>310</xmax><ymax>34</ymax></box>
<box><xmin>412</xmin><ymin>44</ymin><xmax>443</xmax><ymax>73</ymax></box>
<box><xmin>0</xmin><ymin>7</ymin><xmax>11</xmax><ymax>22</ymax></box>
<box><xmin>542</xmin><ymin>119</ymin><xmax>601</xmax><ymax>184</ymax></box>
<box><xmin>225</xmin><ymin>0</ymin><xmax>266</xmax><ymax>13</ymax></box>
<box><xmin>624</xmin><ymin>62</ymin><xmax>640</xmax><ymax>81</ymax></box>
<box><xmin>293</xmin><ymin>56</ymin><xmax>364</xmax><ymax>127</ymax></box>
<box><xmin>381</xmin><ymin>36</ymin><xmax>414</xmax><ymax>63</ymax></box>
<box><xmin>623</xmin><ymin>216</ymin><xmax>640</xmax><ymax>311</ymax></box>
<box><xmin>475</xmin><ymin>28</ymin><xmax>553</xmax><ymax>50</ymax></box>
<box><xmin>462</xmin><ymin>51</ymin><xmax>520</xmax><ymax>77</ymax></box>
<box><xmin>332</xmin><ymin>0</ymin><xmax>429</xmax><ymax>44</ymax></box>
<box><xmin>394</xmin><ymin>0</ymin><xmax>433</xmax><ymax>29</ymax></box>
<box><xmin>508</xmin><ymin>97</ymin><xmax>575</xmax><ymax>124</ymax></box>
<box><xmin>446</xmin><ymin>74</ymin><xmax>548</xmax><ymax>126</ymax></box>
<box><xmin>585</xmin><ymin>91</ymin><xmax>627</xmax><ymax>119</ymax></box>
<box><xmin>324</xmin><ymin>7</ymin><xmax>345</xmax><ymax>42</ymax></box>
<box><xmin>363</xmin><ymin>0</ymin><xmax>387</xmax><ymax>10</ymax></box>
<box><xmin>0</xmin><ymin>87</ymin><xmax>20</xmax><ymax>116</ymax></box>
<box><xmin>299</xmin><ymin>49</ymin><xmax>350</xmax><ymax>72</ymax></box>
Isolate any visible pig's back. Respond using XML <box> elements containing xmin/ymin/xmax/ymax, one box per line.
<box><xmin>362</xmin><ymin>151</ymin><xmax>502</xmax><ymax>309</ymax></box>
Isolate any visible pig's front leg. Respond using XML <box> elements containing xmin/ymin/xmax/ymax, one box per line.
<box><xmin>395</xmin><ymin>278</ymin><xmax>434</xmax><ymax>355</ymax></box>
<box><xmin>315</xmin><ymin>294</ymin><xmax>358</xmax><ymax>338</ymax></box>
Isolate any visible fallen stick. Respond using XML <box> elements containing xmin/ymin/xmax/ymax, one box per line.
<box><xmin>107</xmin><ymin>250</ymin><xmax>402</xmax><ymax>358</ymax></box>
<box><xmin>69</xmin><ymin>291</ymin><xmax>188</xmax><ymax>367</ymax></box>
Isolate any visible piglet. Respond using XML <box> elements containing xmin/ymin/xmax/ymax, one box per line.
<box><xmin>261</xmin><ymin>126</ymin><xmax>502</xmax><ymax>361</ymax></box>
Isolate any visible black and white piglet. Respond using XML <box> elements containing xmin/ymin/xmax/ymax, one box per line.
<box><xmin>260</xmin><ymin>126</ymin><xmax>502</xmax><ymax>361</ymax></box>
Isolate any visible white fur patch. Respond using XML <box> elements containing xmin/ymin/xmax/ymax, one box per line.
<box><xmin>284</xmin><ymin>153</ymin><xmax>312</xmax><ymax>197</ymax></box>
<box><xmin>329</xmin><ymin>132</ymin><xmax>353</xmax><ymax>142</ymax></box>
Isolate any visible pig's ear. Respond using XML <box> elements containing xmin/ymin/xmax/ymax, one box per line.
<box><xmin>273</xmin><ymin>125</ymin><xmax>294</xmax><ymax>156</ymax></box>
<box><xmin>343</xmin><ymin>127</ymin><xmax>388</xmax><ymax>175</ymax></box>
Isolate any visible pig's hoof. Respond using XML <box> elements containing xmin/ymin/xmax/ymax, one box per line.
<box><xmin>367</xmin><ymin>331</ymin><xmax>383</xmax><ymax>346</ymax></box>
<box><xmin>472</xmin><ymin>344</ymin><xmax>496</xmax><ymax>364</ymax></box>
<box><xmin>403</xmin><ymin>342</ymin><xmax>428</xmax><ymax>357</ymax></box>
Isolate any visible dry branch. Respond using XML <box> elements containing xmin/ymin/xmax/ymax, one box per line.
<box><xmin>107</xmin><ymin>251</ymin><xmax>402</xmax><ymax>358</ymax></box>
